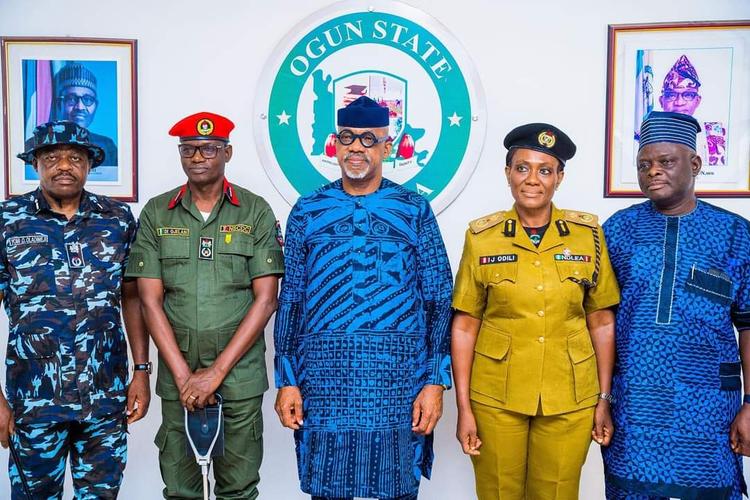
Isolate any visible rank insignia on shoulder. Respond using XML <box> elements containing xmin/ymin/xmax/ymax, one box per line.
<box><xmin>157</xmin><ymin>227</ymin><xmax>190</xmax><ymax>237</ymax></box>
<box><xmin>199</xmin><ymin>237</ymin><xmax>214</xmax><ymax>260</ymax></box>
<box><xmin>479</xmin><ymin>254</ymin><xmax>518</xmax><ymax>265</ymax></box>
<box><xmin>563</xmin><ymin>210</ymin><xmax>598</xmax><ymax>228</ymax></box>
<box><xmin>469</xmin><ymin>211</ymin><xmax>506</xmax><ymax>234</ymax></box>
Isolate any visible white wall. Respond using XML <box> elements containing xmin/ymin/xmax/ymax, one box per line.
<box><xmin>1</xmin><ymin>1</ymin><xmax>749</xmax><ymax>498</ymax></box>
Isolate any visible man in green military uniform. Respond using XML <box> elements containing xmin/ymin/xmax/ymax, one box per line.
<box><xmin>125</xmin><ymin>112</ymin><xmax>283</xmax><ymax>499</ymax></box>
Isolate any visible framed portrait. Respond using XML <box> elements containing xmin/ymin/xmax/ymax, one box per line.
<box><xmin>604</xmin><ymin>21</ymin><xmax>750</xmax><ymax>197</ymax></box>
<box><xmin>2</xmin><ymin>37</ymin><xmax>138</xmax><ymax>201</ymax></box>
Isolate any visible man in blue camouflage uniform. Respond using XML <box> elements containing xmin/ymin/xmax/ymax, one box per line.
<box><xmin>0</xmin><ymin>121</ymin><xmax>151</xmax><ymax>499</ymax></box>
<box><xmin>602</xmin><ymin>112</ymin><xmax>750</xmax><ymax>499</ymax></box>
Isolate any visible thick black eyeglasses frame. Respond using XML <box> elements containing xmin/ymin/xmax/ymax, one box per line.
<box><xmin>336</xmin><ymin>129</ymin><xmax>390</xmax><ymax>148</ymax></box>
<box><xmin>177</xmin><ymin>143</ymin><xmax>228</xmax><ymax>159</ymax></box>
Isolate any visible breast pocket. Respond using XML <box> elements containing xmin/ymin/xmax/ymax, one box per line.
<box><xmin>480</xmin><ymin>264</ymin><xmax>517</xmax><ymax>312</ymax></box>
<box><xmin>6</xmin><ymin>242</ymin><xmax>56</xmax><ymax>298</ymax></box>
<box><xmin>159</xmin><ymin>237</ymin><xmax>191</xmax><ymax>287</ymax></box>
<box><xmin>217</xmin><ymin>235</ymin><xmax>254</xmax><ymax>285</ymax></box>
<box><xmin>379</xmin><ymin>240</ymin><xmax>414</xmax><ymax>286</ymax></box>
<box><xmin>684</xmin><ymin>265</ymin><xmax>734</xmax><ymax>330</ymax></box>
<box><xmin>555</xmin><ymin>260</ymin><xmax>594</xmax><ymax>285</ymax></box>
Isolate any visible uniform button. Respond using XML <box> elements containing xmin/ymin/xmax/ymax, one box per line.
<box><xmin>536</xmin><ymin>284</ymin><xmax>543</xmax><ymax>291</ymax></box>
<box><xmin>266</xmin><ymin>258</ymin><xmax>273</xmax><ymax>263</ymax></box>
<box><xmin>574</xmin><ymin>270</ymin><xmax>580</xmax><ymax>275</ymax></box>
<box><xmin>494</xmin><ymin>273</ymin><xmax>500</xmax><ymax>279</ymax></box>
<box><xmin>537</xmin><ymin>310</ymin><xmax>545</xmax><ymax>317</ymax></box>
<box><xmin>138</xmin><ymin>261</ymin><xmax>144</xmax><ymax>267</ymax></box>
<box><xmin>538</xmin><ymin>336</ymin><xmax>545</xmax><ymax>343</ymax></box>
<box><xmin>533</xmin><ymin>260</ymin><xmax>541</xmax><ymax>267</ymax></box>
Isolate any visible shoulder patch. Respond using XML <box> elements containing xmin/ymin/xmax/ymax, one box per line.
<box><xmin>469</xmin><ymin>211</ymin><xmax>506</xmax><ymax>234</ymax></box>
<box><xmin>563</xmin><ymin>210</ymin><xmax>598</xmax><ymax>228</ymax></box>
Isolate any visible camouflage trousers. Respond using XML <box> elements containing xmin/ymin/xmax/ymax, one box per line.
<box><xmin>8</xmin><ymin>413</ymin><xmax>127</xmax><ymax>499</ymax></box>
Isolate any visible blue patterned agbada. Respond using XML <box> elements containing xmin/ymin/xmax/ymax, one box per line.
<box><xmin>274</xmin><ymin>179</ymin><xmax>453</xmax><ymax>498</ymax></box>
<box><xmin>602</xmin><ymin>200</ymin><xmax>750</xmax><ymax>499</ymax></box>
<box><xmin>0</xmin><ymin>188</ymin><xmax>134</xmax><ymax>496</ymax></box>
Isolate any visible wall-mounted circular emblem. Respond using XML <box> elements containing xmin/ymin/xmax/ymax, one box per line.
<box><xmin>538</xmin><ymin>130</ymin><xmax>556</xmax><ymax>148</ymax></box>
<box><xmin>254</xmin><ymin>0</ymin><xmax>486</xmax><ymax>213</ymax></box>
<box><xmin>197</xmin><ymin>118</ymin><xmax>215</xmax><ymax>136</ymax></box>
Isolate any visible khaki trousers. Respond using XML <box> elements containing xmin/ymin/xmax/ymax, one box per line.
<box><xmin>471</xmin><ymin>401</ymin><xmax>595</xmax><ymax>500</ymax></box>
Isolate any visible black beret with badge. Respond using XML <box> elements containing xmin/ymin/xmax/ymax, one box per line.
<box><xmin>503</xmin><ymin>122</ymin><xmax>577</xmax><ymax>166</ymax></box>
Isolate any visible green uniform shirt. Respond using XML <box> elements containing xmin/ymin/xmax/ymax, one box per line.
<box><xmin>125</xmin><ymin>179</ymin><xmax>284</xmax><ymax>400</ymax></box>
<box><xmin>452</xmin><ymin>205</ymin><xmax>620</xmax><ymax>416</ymax></box>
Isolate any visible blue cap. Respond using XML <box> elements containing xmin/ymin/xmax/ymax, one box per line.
<box><xmin>17</xmin><ymin>121</ymin><xmax>104</xmax><ymax>167</ymax></box>
<box><xmin>639</xmin><ymin>111</ymin><xmax>701</xmax><ymax>151</ymax></box>
<box><xmin>337</xmin><ymin>96</ymin><xmax>389</xmax><ymax>128</ymax></box>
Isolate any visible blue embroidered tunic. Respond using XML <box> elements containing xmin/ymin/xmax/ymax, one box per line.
<box><xmin>602</xmin><ymin>201</ymin><xmax>750</xmax><ymax>499</ymax></box>
<box><xmin>274</xmin><ymin>179</ymin><xmax>453</xmax><ymax>498</ymax></box>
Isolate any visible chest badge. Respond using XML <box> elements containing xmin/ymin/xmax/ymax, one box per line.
<box><xmin>479</xmin><ymin>254</ymin><xmax>518</xmax><ymax>265</ymax></box>
<box><xmin>554</xmin><ymin>248</ymin><xmax>591</xmax><ymax>262</ymax></box>
<box><xmin>199</xmin><ymin>237</ymin><xmax>214</xmax><ymax>260</ymax></box>
<box><xmin>65</xmin><ymin>242</ymin><xmax>85</xmax><ymax>269</ymax></box>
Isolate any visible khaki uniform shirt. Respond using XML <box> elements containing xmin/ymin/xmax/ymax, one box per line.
<box><xmin>125</xmin><ymin>179</ymin><xmax>284</xmax><ymax>400</ymax></box>
<box><xmin>453</xmin><ymin>205</ymin><xmax>620</xmax><ymax>416</ymax></box>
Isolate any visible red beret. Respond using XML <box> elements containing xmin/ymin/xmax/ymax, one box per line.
<box><xmin>169</xmin><ymin>112</ymin><xmax>234</xmax><ymax>142</ymax></box>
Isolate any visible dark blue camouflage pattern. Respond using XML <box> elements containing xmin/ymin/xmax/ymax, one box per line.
<box><xmin>0</xmin><ymin>188</ymin><xmax>135</xmax><ymax>423</ymax></box>
<box><xmin>17</xmin><ymin>121</ymin><xmax>105</xmax><ymax>167</ymax></box>
<box><xmin>9</xmin><ymin>414</ymin><xmax>127</xmax><ymax>499</ymax></box>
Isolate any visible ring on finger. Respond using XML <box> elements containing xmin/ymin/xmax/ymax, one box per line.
<box><xmin>189</xmin><ymin>395</ymin><xmax>198</xmax><ymax>400</ymax></box>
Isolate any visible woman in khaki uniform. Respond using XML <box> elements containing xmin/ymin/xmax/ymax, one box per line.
<box><xmin>451</xmin><ymin>123</ymin><xmax>620</xmax><ymax>500</ymax></box>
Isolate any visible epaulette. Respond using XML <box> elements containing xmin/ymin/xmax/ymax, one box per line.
<box><xmin>563</xmin><ymin>209</ymin><xmax>598</xmax><ymax>228</ymax></box>
<box><xmin>469</xmin><ymin>211</ymin><xmax>506</xmax><ymax>234</ymax></box>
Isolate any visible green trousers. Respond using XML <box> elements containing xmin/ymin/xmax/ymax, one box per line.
<box><xmin>155</xmin><ymin>396</ymin><xmax>263</xmax><ymax>499</ymax></box>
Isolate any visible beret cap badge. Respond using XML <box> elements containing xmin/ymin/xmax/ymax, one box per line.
<box><xmin>197</xmin><ymin>118</ymin><xmax>215</xmax><ymax>136</ymax></box>
<box><xmin>537</xmin><ymin>130</ymin><xmax>556</xmax><ymax>148</ymax></box>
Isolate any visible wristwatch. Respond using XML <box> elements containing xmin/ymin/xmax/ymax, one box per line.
<box><xmin>133</xmin><ymin>362</ymin><xmax>152</xmax><ymax>375</ymax></box>
<box><xmin>599</xmin><ymin>392</ymin><xmax>615</xmax><ymax>403</ymax></box>
<box><xmin>743</xmin><ymin>394</ymin><xmax>750</xmax><ymax>405</ymax></box>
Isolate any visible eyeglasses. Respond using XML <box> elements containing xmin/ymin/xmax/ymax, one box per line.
<box><xmin>662</xmin><ymin>90</ymin><xmax>699</xmax><ymax>102</ymax></box>
<box><xmin>178</xmin><ymin>143</ymin><xmax>227</xmax><ymax>159</ymax></box>
<box><xmin>336</xmin><ymin>129</ymin><xmax>389</xmax><ymax>148</ymax></box>
<box><xmin>59</xmin><ymin>94</ymin><xmax>97</xmax><ymax>106</ymax></box>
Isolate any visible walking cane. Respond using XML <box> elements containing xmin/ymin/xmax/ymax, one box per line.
<box><xmin>185</xmin><ymin>393</ymin><xmax>224</xmax><ymax>500</ymax></box>
<box><xmin>8</xmin><ymin>435</ymin><xmax>33</xmax><ymax>500</ymax></box>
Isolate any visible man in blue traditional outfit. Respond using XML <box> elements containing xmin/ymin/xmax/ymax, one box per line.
<box><xmin>602</xmin><ymin>111</ymin><xmax>750</xmax><ymax>499</ymax></box>
<box><xmin>273</xmin><ymin>96</ymin><xmax>453</xmax><ymax>500</ymax></box>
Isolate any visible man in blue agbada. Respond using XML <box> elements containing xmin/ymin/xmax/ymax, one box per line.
<box><xmin>0</xmin><ymin>121</ymin><xmax>150</xmax><ymax>498</ymax></box>
<box><xmin>274</xmin><ymin>96</ymin><xmax>453</xmax><ymax>500</ymax></box>
<box><xmin>602</xmin><ymin>111</ymin><xmax>750</xmax><ymax>499</ymax></box>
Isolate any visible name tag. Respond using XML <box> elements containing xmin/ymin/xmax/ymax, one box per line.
<box><xmin>157</xmin><ymin>227</ymin><xmax>190</xmax><ymax>237</ymax></box>
<box><xmin>219</xmin><ymin>224</ymin><xmax>252</xmax><ymax>234</ymax></box>
<box><xmin>7</xmin><ymin>235</ymin><xmax>48</xmax><ymax>247</ymax></box>
<box><xmin>554</xmin><ymin>254</ymin><xmax>591</xmax><ymax>262</ymax></box>
<box><xmin>479</xmin><ymin>254</ymin><xmax>517</xmax><ymax>265</ymax></box>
